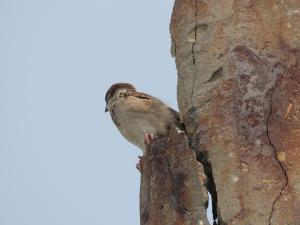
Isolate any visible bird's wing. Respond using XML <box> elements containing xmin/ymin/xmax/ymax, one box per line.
<box><xmin>120</xmin><ymin>90</ymin><xmax>156</xmax><ymax>113</ymax></box>
<box><xmin>124</xmin><ymin>90</ymin><xmax>185</xmax><ymax>131</ymax></box>
<box><xmin>125</xmin><ymin>91</ymin><xmax>152</xmax><ymax>100</ymax></box>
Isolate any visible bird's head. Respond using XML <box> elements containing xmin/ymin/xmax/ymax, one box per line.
<box><xmin>105</xmin><ymin>83</ymin><xmax>136</xmax><ymax>112</ymax></box>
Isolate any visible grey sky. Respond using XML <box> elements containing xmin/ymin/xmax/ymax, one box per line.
<box><xmin>0</xmin><ymin>0</ymin><xmax>212</xmax><ymax>224</ymax></box>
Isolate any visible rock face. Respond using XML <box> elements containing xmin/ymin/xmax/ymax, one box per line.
<box><xmin>170</xmin><ymin>0</ymin><xmax>300</xmax><ymax>224</ymax></box>
<box><xmin>140</xmin><ymin>128</ymin><xmax>209</xmax><ymax>225</ymax></box>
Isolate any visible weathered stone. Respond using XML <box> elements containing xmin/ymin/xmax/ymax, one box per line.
<box><xmin>140</xmin><ymin>127</ymin><xmax>209</xmax><ymax>225</ymax></box>
<box><xmin>171</xmin><ymin>0</ymin><xmax>300</xmax><ymax>224</ymax></box>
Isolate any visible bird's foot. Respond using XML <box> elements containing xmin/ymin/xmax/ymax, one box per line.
<box><xmin>136</xmin><ymin>156</ymin><xmax>144</xmax><ymax>172</ymax></box>
<box><xmin>144</xmin><ymin>133</ymin><xmax>156</xmax><ymax>145</ymax></box>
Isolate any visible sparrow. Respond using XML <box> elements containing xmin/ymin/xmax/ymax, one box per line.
<box><xmin>105</xmin><ymin>83</ymin><xmax>182</xmax><ymax>170</ymax></box>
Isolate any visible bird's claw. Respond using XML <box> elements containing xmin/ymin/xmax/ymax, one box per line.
<box><xmin>144</xmin><ymin>133</ymin><xmax>156</xmax><ymax>145</ymax></box>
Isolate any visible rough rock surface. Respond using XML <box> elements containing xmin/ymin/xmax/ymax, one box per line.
<box><xmin>170</xmin><ymin>0</ymin><xmax>300</xmax><ymax>224</ymax></box>
<box><xmin>140</xmin><ymin>128</ymin><xmax>209</xmax><ymax>225</ymax></box>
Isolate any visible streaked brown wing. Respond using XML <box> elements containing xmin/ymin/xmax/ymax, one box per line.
<box><xmin>125</xmin><ymin>91</ymin><xmax>152</xmax><ymax>100</ymax></box>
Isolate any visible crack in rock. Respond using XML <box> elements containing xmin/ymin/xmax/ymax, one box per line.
<box><xmin>188</xmin><ymin>133</ymin><xmax>222</xmax><ymax>224</ymax></box>
<box><xmin>191</xmin><ymin>0</ymin><xmax>198</xmax><ymax>102</ymax></box>
<box><xmin>267</xmin><ymin>90</ymin><xmax>289</xmax><ymax>225</ymax></box>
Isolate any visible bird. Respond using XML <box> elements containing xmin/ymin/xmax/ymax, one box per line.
<box><xmin>105</xmin><ymin>83</ymin><xmax>182</xmax><ymax>170</ymax></box>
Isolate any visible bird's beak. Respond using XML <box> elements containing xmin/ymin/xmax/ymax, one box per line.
<box><xmin>105</xmin><ymin>106</ymin><xmax>109</xmax><ymax>113</ymax></box>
